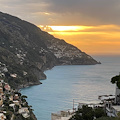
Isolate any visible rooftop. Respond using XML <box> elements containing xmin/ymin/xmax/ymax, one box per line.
<box><xmin>112</xmin><ymin>105</ymin><xmax>120</xmax><ymax>112</ymax></box>
<box><xmin>98</xmin><ymin>95</ymin><xmax>115</xmax><ymax>101</ymax></box>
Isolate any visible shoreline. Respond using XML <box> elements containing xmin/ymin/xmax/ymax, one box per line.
<box><xmin>17</xmin><ymin>81</ymin><xmax>42</xmax><ymax>90</ymax></box>
<box><xmin>18</xmin><ymin>62</ymin><xmax>101</xmax><ymax>90</ymax></box>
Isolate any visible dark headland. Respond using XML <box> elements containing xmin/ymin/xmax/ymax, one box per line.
<box><xmin>0</xmin><ymin>11</ymin><xmax>100</xmax><ymax>89</ymax></box>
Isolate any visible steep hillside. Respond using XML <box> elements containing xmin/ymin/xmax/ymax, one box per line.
<box><xmin>0</xmin><ymin>11</ymin><xmax>100</xmax><ymax>89</ymax></box>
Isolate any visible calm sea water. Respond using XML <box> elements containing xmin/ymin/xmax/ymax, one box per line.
<box><xmin>21</xmin><ymin>56</ymin><xmax>120</xmax><ymax>120</ymax></box>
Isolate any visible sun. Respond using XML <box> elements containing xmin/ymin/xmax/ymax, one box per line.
<box><xmin>48</xmin><ymin>26</ymin><xmax>93</xmax><ymax>31</ymax></box>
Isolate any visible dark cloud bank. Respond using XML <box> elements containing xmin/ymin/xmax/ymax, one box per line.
<box><xmin>0</xmin><ymin>0</ymin><xmax>120</xmax><ymax>25</ymax></box>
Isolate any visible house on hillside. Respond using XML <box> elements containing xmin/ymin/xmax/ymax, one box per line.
<box><xmin>19</xmin><ymin>107</ymin><xmax>30</xmax><ymax>118</ymax></box>
<box><xmin>14</xmin><ymin>94</ymin><xmax>19</xmax><ymax>100</ymax></box>
<box><xmin>4</xmin><ymin>83</ymin><xmax>11</xmax><ymax>91</ymax></box>
<box><xmin>0</xmin><ymin>113</ymin><xmax>6</xmax><ymax>120</ymax></box>
<box><xmin>99</xmin><ymin>84</ymin><xmax>120</xmax><ymax>117</ymax></box>
<box><xmin>0</xmin><ymin>97</ymin><xmax>3</xmax><ymax>106</ymax></box>
<box><xmin>13</xmin><ymin>100</ymin><xmax>20</xmax><ymax>106</ymax></box>
<box><xmin>0</xmin><ymin>87</ymin><xmax>3</xmax><ymax>94</ymax></box>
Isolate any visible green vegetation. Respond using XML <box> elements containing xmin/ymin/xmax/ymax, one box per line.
<box><xmin>69</xmin><ymin>105</ymin><xmax>106</xmax><ymax>120</ymax></box>
<box><xmin>96</xmin><ymin>117</ymin><xmax>120</xmax><ymax>120</ymax></box>
<box><xmin>111</xmin><ymin>75</ymin><xmax>120</xmax><ymax>89</ymax></box>
<box><xmin>5</xmin><ymin>111</ymin><xmax>13</xmax><ymax>120</ymax></box>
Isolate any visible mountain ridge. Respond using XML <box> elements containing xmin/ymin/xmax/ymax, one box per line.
<box><xmin>0</xmin><ymin>11</ymin><xmax>100</xmax><ymax>89</ymax></box>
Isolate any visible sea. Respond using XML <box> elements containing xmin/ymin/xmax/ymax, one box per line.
<box><xmin>21</xmin><ymin>55</ymin><xmax>120</xmax><ymax>120</ymax></box>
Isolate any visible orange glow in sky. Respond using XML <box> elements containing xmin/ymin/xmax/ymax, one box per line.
<box><xmin>39</xmin><ymin>25</ymin><xmax>120</xmax><ymax>55</ymax></box>
<box><xmin>48</xmin><ymin>26</ymin><xmax>93</xmax><ymax>31</ymax></box>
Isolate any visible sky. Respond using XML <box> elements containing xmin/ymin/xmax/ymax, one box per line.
<box><xmin>0</xmin><ymin>0</ymin><xmax>120</xmax><ymax>55</ymax></box>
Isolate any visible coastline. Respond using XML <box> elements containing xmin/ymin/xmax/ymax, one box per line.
<box><xmin>17</xmin><ymin>81</ymin><xmax>42</xmax><ymax>90</ymax></box>
<box><xmin>18</xmin><ymin>60</ymin><xmax>101</xmax><ymax>90</ymax></box>
<box><xmin>21</xmin><ymin>57</ymin><xmax>117</xmax><ymax>120</ymax></box>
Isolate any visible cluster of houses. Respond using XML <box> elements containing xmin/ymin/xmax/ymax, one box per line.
<box><xmin>0</xmin><ymin>78</ymin><xmax>30</xmax><ymax>120</ymax></box>
<box><xmin>0</xmin><ymin>62</ymin><xmax>33</xmax><ymax>120</ymax></box>
<box><xmin>51</xmin><ymin>84</ymin><xmax>120</xmax><ymax>120</ymax></box>
<box><xmin>98</xmin><ymin>85</ymin><xmax>120</xmax><ymax>117</ymax></box>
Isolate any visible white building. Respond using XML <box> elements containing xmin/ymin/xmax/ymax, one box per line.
<box><xmin>19</xmin><ymin>107</ymin><xmax>30</xmax><ymax>118</ymax></box>
<box><xmin>0</xmin><ymin>113</ymin><xmax>6</xmax><ymax>120</ymax></box>
<box><xmin>115</xmin><ymin>85</ymin><xmax>120</xmax><ymax>104</ymax></box>
<box><xmin>51</xmin><ymin>109</ymin><xmax>74</xmax><ymax>120</ymax></box>
<box><xmin>98</xmin><ymin>85</ymin><xmax>120</xmax><ymax>117</ymax></box>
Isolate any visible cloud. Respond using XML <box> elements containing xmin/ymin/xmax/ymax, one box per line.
<box><xmin>0</xmin><ymin>0</ymin><xmax>120</xmax><ymax>25</ymax></box>
<box><xmin>45</xmin><ymin>0</ymin><xmax>120</xmax><ymax>25</ymax></box>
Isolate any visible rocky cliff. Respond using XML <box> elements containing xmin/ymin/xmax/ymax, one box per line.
<box><xmin>0</xmin><ymin>11</ymin><xmax>100</xmax><ymax>89</ymax></box>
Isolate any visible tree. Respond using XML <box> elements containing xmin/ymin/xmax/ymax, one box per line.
<box><xmin>94</xmin><ymin>107</ymin><xmax>106</xmax><ymax>118</ymax></box>
<box><xmin>21</xmin><ymin>95</ymin><xmax>27</xmax><ymax>102</ymax></box>
<box><xmin>96</xmin><ymin>117</ymin><xmax>119</xmax><ymax>120</ymax></box>
<box><xmin>111</xmin><ymin>75</ymin><xmax>120</xmax><ymax>89</ymax></box>
<box><xmin>82</xmin><ymin>105</ymin><xmax>94</xmax><ymax>120</ymax></box>
<box><xmin>69</xmin><ymin>105</ymin><xmax>106</xmax><ymax>120</ymax></box>
<box><xmin>5</xmin><ymin>111</ymin><xmax>13</xmax><ymax>120</ymax></box>
<box><xmin>15</xmin><ymin>105</ymin><xmax>19</xmax><ymax>112</ymax></box>
<box><xmin>21</xmin><ymin>95</ymin><xmax>27</xmax><ymax>99</ymax></box>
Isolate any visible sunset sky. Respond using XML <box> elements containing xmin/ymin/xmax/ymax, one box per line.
<box><xmin>0</xmin><ymin>0</ymin><xmax>120</xmax><ymax>55</ymax></box>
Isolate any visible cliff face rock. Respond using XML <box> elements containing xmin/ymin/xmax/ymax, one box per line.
<box><xmin>0</xmin><ymin>11</ymin><xmax>100</xmax><ymax>88</ymax></box>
